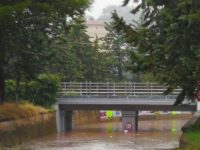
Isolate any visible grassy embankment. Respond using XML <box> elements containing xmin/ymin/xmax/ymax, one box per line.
<box><xmin>0</xmin><ymin>102</ymin><xmax>48</xmax><ymax>122</ymax></box>
<box><xmin>182</xmin><ymin>117</ymin><xmax>200</xmax><ymax>149</ymax></box>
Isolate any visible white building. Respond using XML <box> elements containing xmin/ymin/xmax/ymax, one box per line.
<box><xmin>85</xmin><ymin>20</ymin><xmax>107</xmax><ymax>41</ymax></box>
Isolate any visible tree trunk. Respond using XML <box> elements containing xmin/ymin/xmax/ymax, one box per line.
<box><xmin>15</xmin><ymin>70</ymin><xmax>20</xmax><ymax>105</ymax></box>
<box><xmin>118</xmin><ymin>64</ymin><xmax>123</xmax><ymax>81</ymax></box>
<box><xmin>0</xmin><ymin>67</ymin><xmax>5</xmax><ymax>104</ymax></box>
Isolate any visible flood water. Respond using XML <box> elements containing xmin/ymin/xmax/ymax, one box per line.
<box><xmin>18</xmin><ymin>118</ymin><xmax>189</xmax><ymax>150</ymax></box>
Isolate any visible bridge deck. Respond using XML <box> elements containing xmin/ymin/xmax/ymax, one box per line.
<box><xmin>57</xmin><ymin>97</ymin><xmax>196</xmax><ymax>111</ymax></box>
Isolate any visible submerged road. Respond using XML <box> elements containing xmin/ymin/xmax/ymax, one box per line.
<box><xmin>19</xmin><ymin>117</ymin><xmax>190</xmax><ymax>150</ymax></box>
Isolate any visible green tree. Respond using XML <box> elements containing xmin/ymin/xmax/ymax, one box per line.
<box><xmin>5</xmin><ymin>74</ymin><xmax>60</xmax><ymax>108</ymax></box>
<box><xmin>113</xmin><ymin>0</ymin><xmax>200</xmax><ymax>104</ymax></box>
<box><xmin>50</xmin><ymin>19</ymin><xmax>97</xmax><ymax>81</ymax></box>
<box><xmin>101</xmin><ymin>19</ymin><xmax>133</xmax><ymax>81</ymax></box>
<box><xmin>0</xmin><ymin>0</ymin><xmax>91</xmax><ymax>103</ymax></box>
<box><xmin>50</xmin><ymin>19</ymin><xmax>117</xmax><ymax>82</ymax></box>
<box><xmin>92</xmin><ymin>37</ymin><xmax>114</xmax><ymax>81</ymax></box>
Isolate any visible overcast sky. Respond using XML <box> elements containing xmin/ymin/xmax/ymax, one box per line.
<box><xmin>85</xmin><ymin>0</ymin><xmax>126</xmax><ymax>19</ymax></box>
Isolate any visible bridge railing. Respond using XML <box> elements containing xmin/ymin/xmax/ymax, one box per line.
<box><xmin>59</xmin><ymin>82</ymin><xmax>181</xmax><ymax>97</ymax></box>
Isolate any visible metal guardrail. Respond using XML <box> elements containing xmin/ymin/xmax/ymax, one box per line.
<box><xmin>59</xmin><ymin>82</ymin><xmax>181</xmax><ymax>97</ymax></box>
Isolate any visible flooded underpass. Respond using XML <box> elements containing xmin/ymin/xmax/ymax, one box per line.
<box><xmin>18</xmin><ymin>118</ymin><xmax>189</xmax><ymax>150</ymax></box>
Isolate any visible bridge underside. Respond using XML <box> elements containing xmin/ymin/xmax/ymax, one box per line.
<box><xmin>57</xmin><ymin>97</ymin><xmax>196</xmax><ymax>111</ymax></box>
<box><xmin>59</xmin><ymin>104</ymin><xmax>196</xmax><ymax>111</ymax></box>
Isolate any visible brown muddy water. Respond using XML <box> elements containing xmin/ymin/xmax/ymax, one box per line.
<box><xmin>17</xmin><ymin>119</ymin><xmax>189</xmax><ymax>150</ymax></box>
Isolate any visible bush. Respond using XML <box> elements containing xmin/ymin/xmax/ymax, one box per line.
<box><xmin>32</xmin><ymin>74</ymin><xmax>60</xmax><ymax>108</ymax></box>
<box><xmin>5</xmin><ymin>80</ymin><xmax>28</xmax><ymax>101</ymax></box>
<box><xmin>5</xmin><ymin>80</ymin><xmax>16</xmax><ymax>101</ymax></box>
<box><xmin>5</xmin><ymin>74</ymin><xmax>60</xmax><ymax>108</ymax></box>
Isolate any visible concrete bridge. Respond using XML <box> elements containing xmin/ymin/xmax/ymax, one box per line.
<box><xmin>56</xmin><ymin>82</ymin><xmax>196</xmax><ymax>132</ymax></box>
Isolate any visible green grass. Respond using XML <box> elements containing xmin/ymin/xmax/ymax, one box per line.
<box><xmin>184</xmin><ymin>130</ymin><xmax>200</xmax><ymax>146</ymax></box>
<box><xmin>182</xmin><ymin>118</ymin><xmax>200</xmax><ymax>149</ymax></box>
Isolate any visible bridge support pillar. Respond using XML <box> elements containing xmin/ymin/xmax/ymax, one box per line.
<box><xmin>122</xmin><ymin>111</ymin><xmax>138</xmax><ymax>132</ymax></box>
<box><xmin>56</xmin><ymin>105</ymin><xmax>73</xmax><ymax>132</ymax></box>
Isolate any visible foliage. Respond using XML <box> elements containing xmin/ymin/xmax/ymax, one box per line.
<box><xmin>51</xmin><ymin>19</ymin><xmax>96</xmax><ymax>81</ymax></box>
<box><xmin>112</xmin><ymin>0</ymin><xmax>200</xmax><ymax>104</ymax></box>
<box><xmin>0</xmin><ymin>0</ymin><xmax>91</xmax><ymax>103</ymax></box>
<box><xmin>101</xmin><ymin>19</ymin><xmax>134</xmax><ymax>81</ymax></box>
<box><xmin>5</xmin><ymin>80</ymin><xmax>24</xmax><ymax>101</ymax></box>
<box><xmin>140</xmin><ymin>73</ymin><xmax>157</xmax><ymax>82</ymax></box>
<box><xmin>5</xmin><ymin>74</ymin><xmax>60</xmax><ymax>108</ymax></box>
<box><xmin>91</xmin><ymin>37</ymin><xmax>116</xmax><ymax>81</ymax></box>
<box><xmin>32</xmin><ymin>74</ymin><xmax>60</xmax><ymax>107</ymax></box>
<box><xmin>50</xmin><ymin>18</ymin><xmax>118</xmax><ymax>82</ymax></box>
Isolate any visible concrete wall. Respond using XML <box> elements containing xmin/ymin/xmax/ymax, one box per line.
<box><xmin>139</xmin><ymin>113</ymin><xmax>192</xmax><ymax>121</ymax></box>
<box><xmin>73</xmin><ymin>111</ymin><xmax>100</xmax><ymax>125</ymax></box>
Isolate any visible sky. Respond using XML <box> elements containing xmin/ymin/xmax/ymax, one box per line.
<box><xmin>85</xmin><ymin>0</ymin><xmax>125</xmax><ymax>19</ymax></box>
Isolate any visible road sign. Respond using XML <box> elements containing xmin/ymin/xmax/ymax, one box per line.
<box><xmin>124</xmin><ymin>122</ymin><xmax>132</xmax><ymax>131</ymax></box>
<box><xmin>113</xmin><ymin>111</ymin><xmax>122</xmax><ymax>117</ymax></box>
<box><xmin>196</xmin><ymin>89</ymin><xmax>200</xmax><ymax>101</ymax></box>
<box><xmin>106</xmin><ymin>111</ymin><xmax>113</xmax><ymax>118</ymax></box>
<box><xmin>195</xmin><ymin>89</ymin><xmax>200</xmax><ymax>111</ymax></box>
<box><xmin>197</xmin><ymin>81</ymin><xmax>200</xmax><ymax>86</ymax></box>
<box><xmin>99</xmin><ymin>111</ymin><xmax>106</xmax><ymax>120</ymax></box>
<box><xmin>198</xmin><ymin>102</ymin><xmax>200</xmax><ymax>111</ymax></box>
<box><xmin>196</xmin><ymin>81</ymin><xmax>200</xmax><ymax>90</ymax></box>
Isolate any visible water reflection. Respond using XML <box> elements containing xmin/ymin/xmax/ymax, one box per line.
<box><xmin>19</xmin><ymin>119</ymin><xmax>189</xmax><ymax>150</ymax></box>
<box><xmin>171</xmin><ymin>120</ymin><xmax>177</xmax><ymax>132</ymax></box>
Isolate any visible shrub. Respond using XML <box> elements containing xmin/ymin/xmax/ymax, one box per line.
<box><xmin>0</xmin><ymin>102</ymin><xmax>47</xmax><ymax>121</ymax></box>
<box><xmin>5</xmin><ymin>74</ymin><xmax>60</xmax><ymax>108</ymax></box>
<box><xmin>33</xmin><ymin>74</ymin><xmax>60</xmax><ymax>108</ymax></box>
<box><xmin>5</xmin><ymin>80</ymin><xmax>16</xmax><ymax>101</ymax></box>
